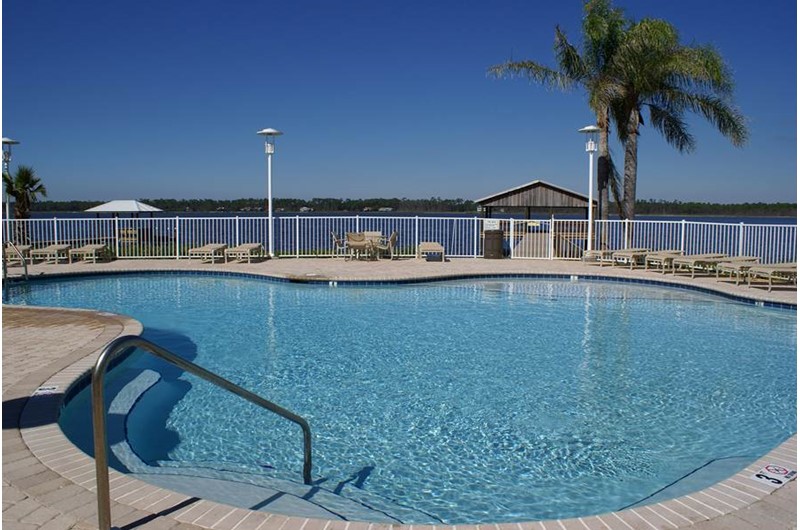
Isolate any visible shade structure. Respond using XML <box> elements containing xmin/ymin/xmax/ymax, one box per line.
<box><xmin>85</xmin><ymin>200</ymin><xmax>162</xmax><ymax>213</ymax></box>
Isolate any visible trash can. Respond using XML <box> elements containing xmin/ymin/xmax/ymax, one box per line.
<box><xmin>483</xmin><ymin>229</ymin><xmax>504</xmax><ymax>259</ymax></box>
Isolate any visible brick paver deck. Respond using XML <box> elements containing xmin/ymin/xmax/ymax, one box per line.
<box><xmin>2</xmin><ymin>258</ymin><xmax>796</xmax><ymax>530</ymax></box>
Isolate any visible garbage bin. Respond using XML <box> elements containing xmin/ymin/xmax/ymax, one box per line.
<box><xmin>483</xmin><ymin>229</ymin><xmax>504</xmax><ymax>259</ymax></box>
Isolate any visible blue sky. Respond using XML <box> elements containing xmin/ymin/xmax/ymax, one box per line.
<box><xmin>2</xmin><ymin>0</ymin><xmax>796</xmax><ymax>203</ymax></box>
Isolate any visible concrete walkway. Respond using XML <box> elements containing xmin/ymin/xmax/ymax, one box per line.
<box><xmin>2</xmin><ymin>258</ymin><xmax>796</xmax><ymax>530</ymax></box>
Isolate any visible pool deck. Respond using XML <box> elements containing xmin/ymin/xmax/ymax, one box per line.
<box><xmin>2</xmin><ymin>257</ymin><xmax>797</xmax><ymax>530</ymax></box>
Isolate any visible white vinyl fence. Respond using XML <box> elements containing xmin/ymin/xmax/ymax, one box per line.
<box><xmin>2</xmin><ymin>216</ymin><xmax>796</xmax><ymax>264</ymax></box>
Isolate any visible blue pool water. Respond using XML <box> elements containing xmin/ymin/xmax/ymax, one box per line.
<box><xmin>4</xmin><ymin>274</ymin><xmax>796</xmax><ymax>523</ymax></box>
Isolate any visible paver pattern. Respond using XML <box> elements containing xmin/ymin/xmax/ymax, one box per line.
<box><xmin>2</xmin><ymin>257</ymin><xmax>796</xmax><ymax>530</ymax></box>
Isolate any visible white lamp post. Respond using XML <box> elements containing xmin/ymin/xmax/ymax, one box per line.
<box><xmin>578</xmin><ymin>125</ymin><xmax>599</xmax><ymax>254</ymax></box>
<box><xmin>2</xmin><ymin>137</ymin><xmax>20</xmax><ymax>240</ymax></box>
<box><xmin>257</xmin><ymin>128</ymin><xmax>283</xmax><ymax>257</ymax></box>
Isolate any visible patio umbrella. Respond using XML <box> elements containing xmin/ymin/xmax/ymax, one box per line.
<box><xmin>85</xmin><ymin>200</ymin><xmax>163</xmax><ymax>217</ymax></box>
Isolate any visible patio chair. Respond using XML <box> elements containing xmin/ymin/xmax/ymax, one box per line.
<box><xmin>610</xmin><ymin>248</ymin><xmax>651</xmax><ymax>270</ymax></box>
<box><xmin>31</xmin><ymin>244</ymin><xmax>71</xmax><ymax>264</ymax></box>
<box><xmin>374</xmin><ymin>231</ymin><xmax>398</xmax><ymax>260</ymax></box>
<box><xmin>224</xmin><ymin>243</ymin><xmax>264</xmax><ymax>263</ymax></box>
<box><xmin>671</xmin><ymin>253</ymin><xmax>731</xmax><ymax>279</ymax></box>
<box><xmin>346</xmin><ymin>232</ymin><xmax>371</xmax><ymax>260</ymax></box>
<box><xmin>331</xmin><ymin>231</ymin><xmax>347</xmax><ymax>258</ymax></box>
<box><xmin>188</xmin><ymin>243</ymin><xmax>227</xmax><ymax>263</ymax></box>
<box><xmin>69</xmin><ymin>244</ymin><xmax>112</xmax><ymax>264</ymax></box>
<box><xmin>747</xmin><ymin>262</ymin><xmax>797</xmax><ymax>292</ymax></box>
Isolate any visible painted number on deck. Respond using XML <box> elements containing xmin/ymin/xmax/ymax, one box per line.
<box><xmin>752</xmin><ymin>463</ymin><xmax>796</xmax><ymax>488</ymax></box>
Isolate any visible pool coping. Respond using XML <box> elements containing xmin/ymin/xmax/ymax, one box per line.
<box><xmin>3</xmin><ymin>263</ymin><xmax>797</xmax><ymax>530</ymax></box>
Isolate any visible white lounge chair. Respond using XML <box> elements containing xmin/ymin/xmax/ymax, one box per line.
<box><xmin>715</xmin><ymin>258</ymin><xmax>762</xmax><ymax>285</ymax></box>
<box><xmin>224</xmin><ymin>243</ymin><xmax>264</xmax><ymax>263</ymax></box>
<box><xmin>672</xmin><ymin>253</ymin><xmax>734</xmax><ymax>279</ymax></box>
<box><xmin>188</xmin><ymin>244</ymin><xmax>227</xmax><ymax>263</ymax></box>
<box><xmin>31</xmin><ymin>244</ymin><xmax>71</xmax><ymax>264</ymax></box>
<box><xmin>643</xmin><ymin>250</ymin><xmax>683</xmax><ymax>273</ymax></box>
<box><xmin>69</xmin><ymin>244</ymin><xmax>112</xmax><ymax>264</ymax></box>
<box><xmin>747</xmin><ymin>263</ymin><xmax>797</xmax><ymax>292</ymax></box>
<box><xmin>610</xmin><ymin>248</ymin><xmax>651</xmax><ymax>269</ymax></box>
<box><xmin>5</xmin><ymin>244</ymin><xmax>32</xmax><ymax>265</ymax></box>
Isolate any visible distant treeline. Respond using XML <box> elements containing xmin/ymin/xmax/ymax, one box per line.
<box><xmin>32</xmin><ymin>197</ymin><xmax>796</xmax><ymax>217</ymax></box>
<box><xmin>625</xmin><ymin>200</ymin><xmax>796</xmax><ymax>217</ymax></box>
<box><xmin>33</xmin><ymin>197</ymin><xmax>478</xmax><ymax>213</ymax></box>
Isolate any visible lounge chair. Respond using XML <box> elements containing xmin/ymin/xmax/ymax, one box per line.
<box><xmin>374</xmin><ymin>231</ymin><xmax>398</xmax><ymax>260</ymax></box>
<box><xmin>715</xmin><ymin>259</ymin><xmax>762</xmax><ymax>286</ymax></box>
<box><xmin>31</xmin><ymin>244</ymin><xmax>71</xmax><ymax>264</ymax></box>
<box><xmin>69</xmin><ymin>244</ymin><xmax>112</xmax><ymax>264</ymax></box>
<box><xmin>671</xmin><ymin>253</ymin><xmax>733</xmax><ymax>279</ymax></box>
<box><xmin>346</xmin><ymin>232</ymin><xmax>371</xmax><ymax>260</ymax></box>
<box><xmin>583</xmin><ymin>249</ymin><xmax>614</xmax><ymax>265</ymax></box>
<box><xmin>224</xmin><ymin>243</ymin><xmax>264</xmax><ymax>263</ymax></box>
<box><xmin>417</xmin><ymin>241</ymin><xmax>445</xmax><ymax>261</ymax></box>
<box><xmin>188</xmin><ymin>243</ymin><xmax>227</xmax><ymax>263</ymax></box>
<box><xmin>643</xmin><ymin>250</ymin><xmax>683</xmax><ymax>273</ymax></box>
<box><xmin>747</xmin><ymin>263</ymin><xmax>797</xmax><ymax>292</ymax></box>
<box><xmin>5</xmin><ymin>244</ymin><xmax>32</xmax><ymax>265</ymax></box>
<box><xmin>610</xmin><ymin>248</ymin><xmax>651</xmax><ymax>269</ymax></box>
<box><xmin>331</xmin><ymin>231</ymin><xmax>347</xmax><ymax>258</ymax></box>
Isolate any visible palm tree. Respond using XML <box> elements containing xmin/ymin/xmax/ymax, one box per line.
<box><xmin>608</xmin><ymin>19</ymin><xmax>748</xmax><ymax>220</ymax></box>
<box><xmin>488</xmin><ymin>0</ymin><xmax>628</xmax><ymax>222</ymax></box>
<box><xmin>3</xmin><ymin>165</ymin><xmax>47</xmax><ymax>220</ymax></box>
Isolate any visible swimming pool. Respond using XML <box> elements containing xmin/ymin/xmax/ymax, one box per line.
<box><xmin>5</xmin><ymin>273</ymin><xmax>796</xmax><ymax>523</ymax></box>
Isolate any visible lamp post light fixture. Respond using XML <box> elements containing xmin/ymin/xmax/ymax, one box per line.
<box><xmin>578</xmin><ymin>125</ymin><xmax>600</xmax><ymax>254</ymax></box>
<box><xmin>2</xmin><ymin>137</ymin><xmax>20</xmax><ymax>238</ymax></box>
<box><xmin>257</xmin><ymin>128</ymin><xmax>283</xmax><ymax>257</ymax></box>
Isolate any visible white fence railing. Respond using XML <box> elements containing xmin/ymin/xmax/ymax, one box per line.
<box><xmin>2</xmin><ymin>216</ymin><xmax>796</xmax><ymax>264</ymax></box>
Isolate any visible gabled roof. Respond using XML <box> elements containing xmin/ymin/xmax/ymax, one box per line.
<box><xmin>475</xmin><ymin>180</ymin><xmax>592</xmax><ymax>204</ymax></box>
<box><xmin>85</xmin><ymin>200</ymin><xmax>162</xmax><ymax>213</ymax></box>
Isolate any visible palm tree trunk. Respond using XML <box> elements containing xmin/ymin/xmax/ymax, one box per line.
<box><xmin>597</xmin><ymin>109</ymin><xmax>611</xmax><ymax>250</ymax></box>
<box><xmin>622</xmin><ymin>111</ymin><xmax>639</xmax><ymax>221</ymax></box>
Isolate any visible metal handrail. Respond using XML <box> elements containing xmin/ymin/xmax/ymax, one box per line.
<box><xmin>91</xmin><ymin>335</ymin><xmax>313</xmax><ymax>530</ymax></box>
<box><xmin>2</xmin><ymin>242</ymin><xmax>28</xmax><ymax>280</ymax></box>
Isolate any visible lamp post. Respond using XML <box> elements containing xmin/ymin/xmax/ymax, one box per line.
<box><xmin>578</xmin><ymin>125</ymin><xmax>599</xmax><ymax>254</ymax></box>
<box><xmin>2</xmin><ymin>137</ymin><xmax>20</xmax><ymax>241</ymax></box>
<box><xmin>257</xmin><ymin>128</ymin><xmax>283</xmax><ymax>257</ymax></box>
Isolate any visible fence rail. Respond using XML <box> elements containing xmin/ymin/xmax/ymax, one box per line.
<box><xmin>2</xmin><ymin>216</ymin><xmax>796</xmax><ymax>264</ymax></box>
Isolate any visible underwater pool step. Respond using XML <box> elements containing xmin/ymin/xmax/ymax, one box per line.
<box><xmin>128</xmin><ymin>467</ymin><xmax>439</xmax><ymax>523</ymax></box>
<box><xmin>105</xmin><ymin>370</ymin><xmax>437</xmax><ymax>523</ymax></box>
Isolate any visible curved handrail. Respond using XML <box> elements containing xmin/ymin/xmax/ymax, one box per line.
<box><xmin>92</xmin><ymin>335</ymin><xmax>313</xmax><ymax>530</ymax></box>
<box><xmin>3</xmin><ymin>242</ymin><xmax>28</xmax><ymax>280</ymax></box>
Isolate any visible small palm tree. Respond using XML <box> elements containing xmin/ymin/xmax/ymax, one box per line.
<box><xmin>3</xmin><ymin>165</ymin><xmax>47</xmax><ymax>221</ymax></box>
<box><xmin>608</xmin><ymin>19</ymin><xmax>748</xmax><ymax>219</ymax></box>
<box><xmin>488</xmin><ymin>0</ymin><xmax>628</xmax><ymax>222</ymax></box>
<box><xmin>3</xmin><ymin>165</ymin><xmax>48</xmax><ymax>243</ymax></box>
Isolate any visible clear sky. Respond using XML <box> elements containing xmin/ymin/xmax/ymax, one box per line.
<box><xmin>2</xmin><ymin>0</ymin><xmax>797</xmax><ymax>203</ymax></box>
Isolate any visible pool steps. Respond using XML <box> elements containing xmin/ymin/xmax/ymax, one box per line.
<box><xmin>81</xmin><ymin>357</ymin><xmax>439</xmax><ymax>523</ymax></box>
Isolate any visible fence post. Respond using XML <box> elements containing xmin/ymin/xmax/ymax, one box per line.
<box><xmin>548</xmin><ymin>215</ymin><xmax>555</xmax><ymax>260</ymax></box>
<box><xmin>53</xmin><ymin>218</ymin><xmax>59</xmax><ymax>245</ymax></box>
<box><xmin>295</xmin><ymin>216</ymin><xmax>300</xmax><ymax>258</ymax></box>
<box><xmin>680</xmin><ymin>220</ymin><xmax>686</xmax><ymax>254</ymax></box>
<box><xmin>355</xmin><ymin>215</ymin><xmax>360</xmax><ymax>233</ymax></box>
<box><xmin>114</xmin><ymin>217</ymin><xmax>120</xmax><ymax>258</ymax></box>
<box><xmin>235</xmin><ymin>216</ymin><xmax>240</xmax><ymax>247</ymax></box>
<box><xmin>737</xmin><ymin>222</ymin><xmax>744</xmax><ymax>257</ymax></box>
<box><xmin>175</xmin><ymin>217</ymin><xmax>180</xmax><ymax>259</ymax></box>
<box><xmin>509</xmin><ymin>218</ymin><xmax>514</xmax><ymax>259</ymax></box>
<box><xmin>415</xmin><ymin>216</ymin><xmax>419</xmax><ymax>255</ymax></box>
<box><xmin>473</xmin><ymin>217</ymin><xmax>479</xmax><ymax>258</ymax></box>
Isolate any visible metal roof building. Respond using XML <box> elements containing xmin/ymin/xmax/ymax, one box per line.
<box><xmin>475</xmin><ymin>180</ymin><xmax>596</xmax><ymax>219</ymax></box>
